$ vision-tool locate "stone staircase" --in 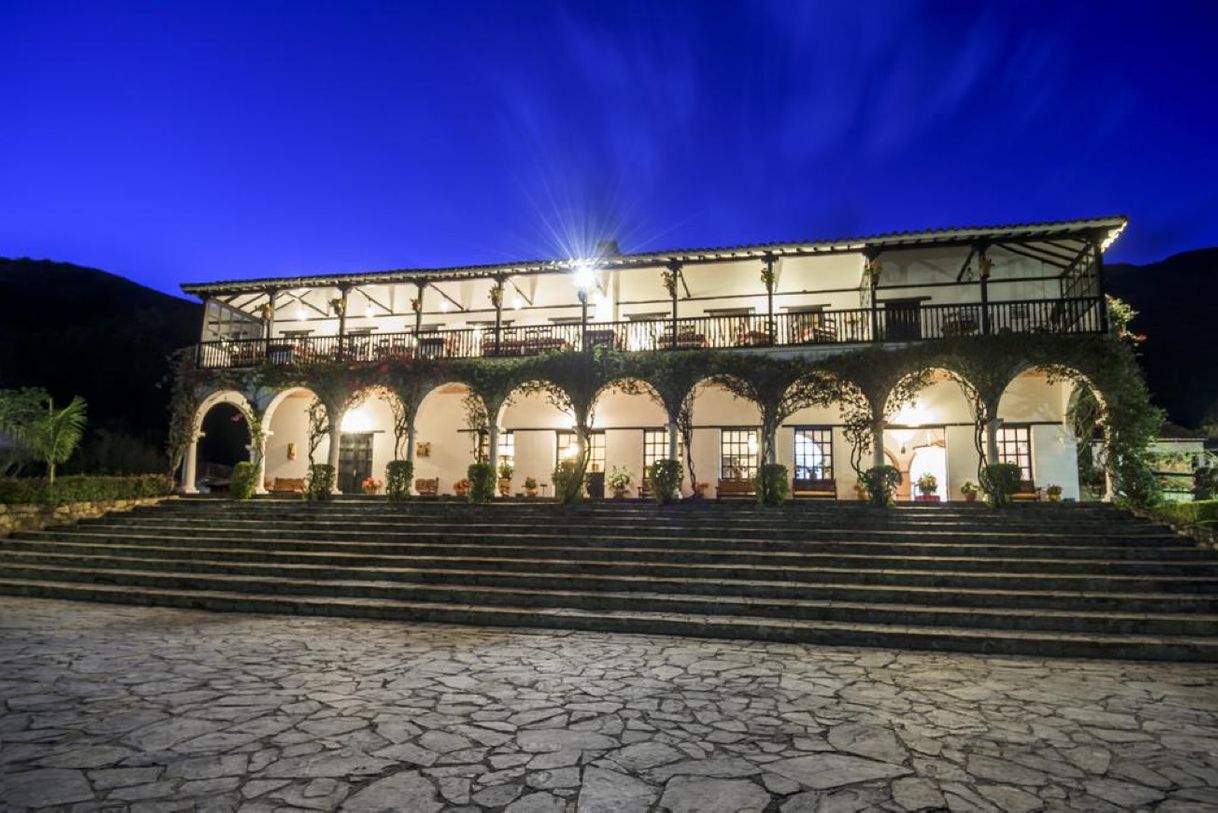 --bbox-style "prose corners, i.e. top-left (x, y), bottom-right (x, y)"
top-left (0, 497), bottom-right (1215, 661)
